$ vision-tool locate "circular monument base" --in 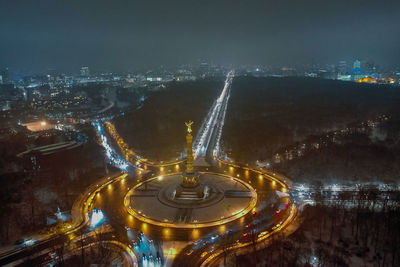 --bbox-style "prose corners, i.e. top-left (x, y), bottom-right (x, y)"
top-left (125, 172), bottom-right (257, 228)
